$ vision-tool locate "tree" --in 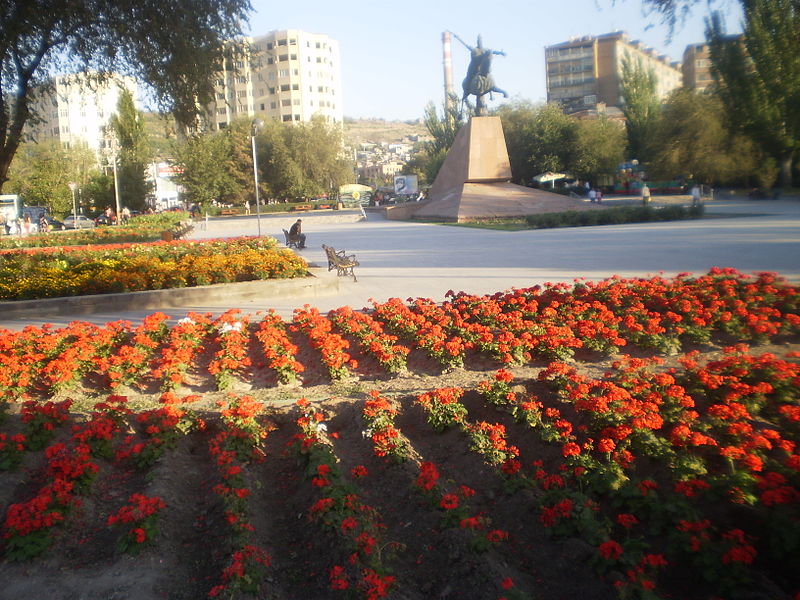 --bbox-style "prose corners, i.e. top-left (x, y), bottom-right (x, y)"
top-left (619, 56), bottom-right (661, 163)
top-left (259, 116), bottom-right (353, 200)
top-left (285, 116), bottom-right (353, 198)
top-left (648, 88), bottom-right (763, 185)
top-left (413, 94), bottom-right (469, 183)
top-left (109, 89), bottom-right (151, 211)
top-left (496, 101), bottom-right (579, 185)
top-left (172, 129), bottom-right (242, 206)
top-left (572, 116), bottom-right (626, 185)
top-left (0, 0), bottom-right (251, 191)
top-left (5, 140), bottom-right (98, 215)
top-left (707, 0), bottom-right (800, 187)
